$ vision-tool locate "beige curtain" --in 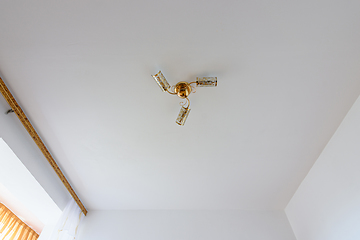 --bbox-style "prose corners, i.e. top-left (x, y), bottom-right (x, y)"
top-left (0, 203), bottom-right (39, 240)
